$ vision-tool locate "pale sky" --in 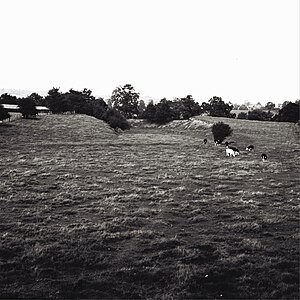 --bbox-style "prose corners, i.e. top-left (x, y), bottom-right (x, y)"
top-left (0, 0), bottom-right (299, 104)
